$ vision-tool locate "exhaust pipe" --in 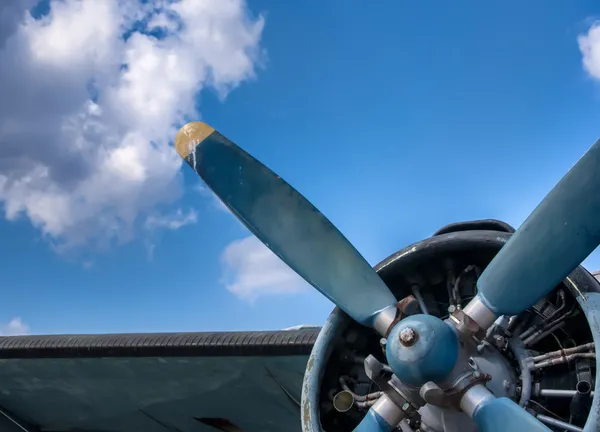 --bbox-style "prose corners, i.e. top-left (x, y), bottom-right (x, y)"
top-left (570, 360), bottom-right (593, 421)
